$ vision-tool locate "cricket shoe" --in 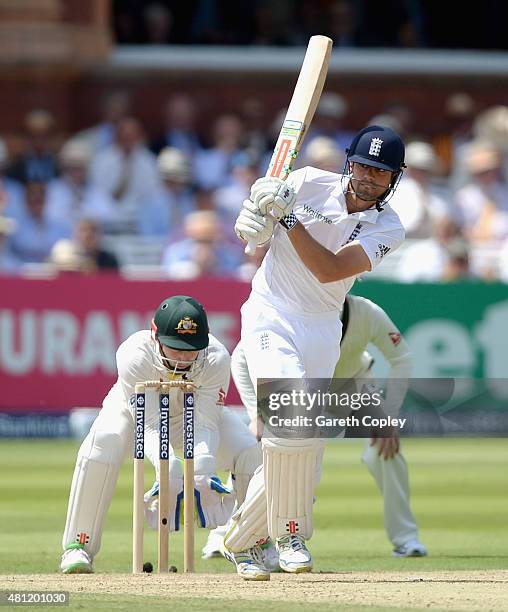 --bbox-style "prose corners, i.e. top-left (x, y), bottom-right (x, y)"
top-left (202, 528), bottom-right (226, 560)
top-left (276, 534), bottom-right (313, 573)
top-left (260, 539), bottom-right (281, 573)
top-left (222, 543), bottom-right (271, 581)
top-left (60, 544), bottom-right (93, 574)
top-left (392, 539), bottom-right (428, 558)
